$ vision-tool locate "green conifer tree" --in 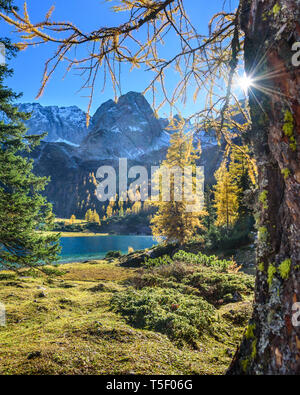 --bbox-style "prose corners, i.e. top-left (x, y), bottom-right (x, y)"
top-left (0, 4), bottom-right (60, 270)
top-left (229, 146), bottom-right (254, 217)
